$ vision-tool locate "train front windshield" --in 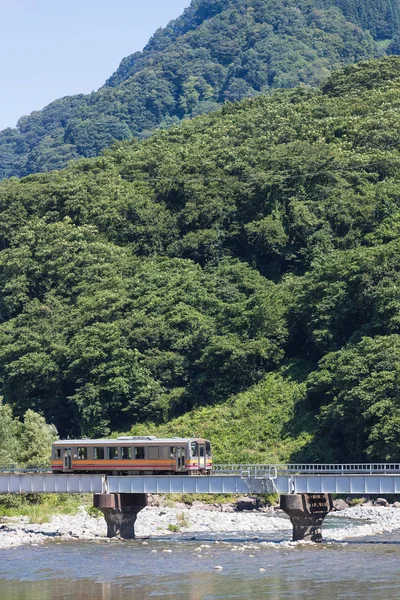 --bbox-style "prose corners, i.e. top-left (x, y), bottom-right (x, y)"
top-left (190, 441), bottom-right (211, 457)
